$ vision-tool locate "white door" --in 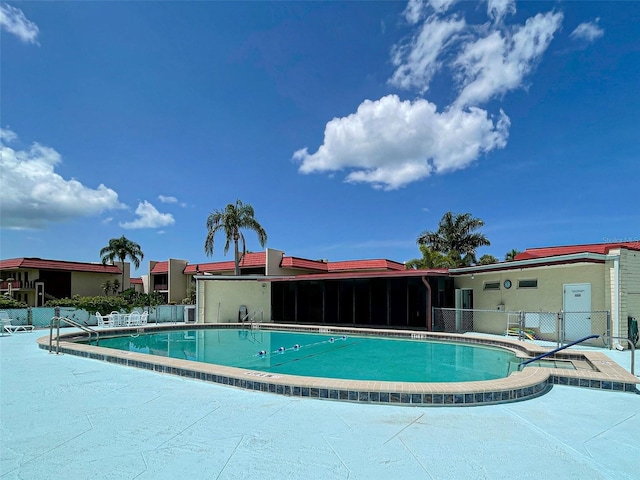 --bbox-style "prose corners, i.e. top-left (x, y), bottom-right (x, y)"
top-left (36, 282), bottom-right (45, 307)
top-left (454, 289), bottom-right (473, 332)
top-left (563, 283), bottom-right (591, 341)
